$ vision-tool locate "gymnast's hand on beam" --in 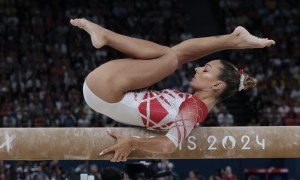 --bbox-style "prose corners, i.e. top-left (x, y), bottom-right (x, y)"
top-left (99, 129), bottom-right (135, 162)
